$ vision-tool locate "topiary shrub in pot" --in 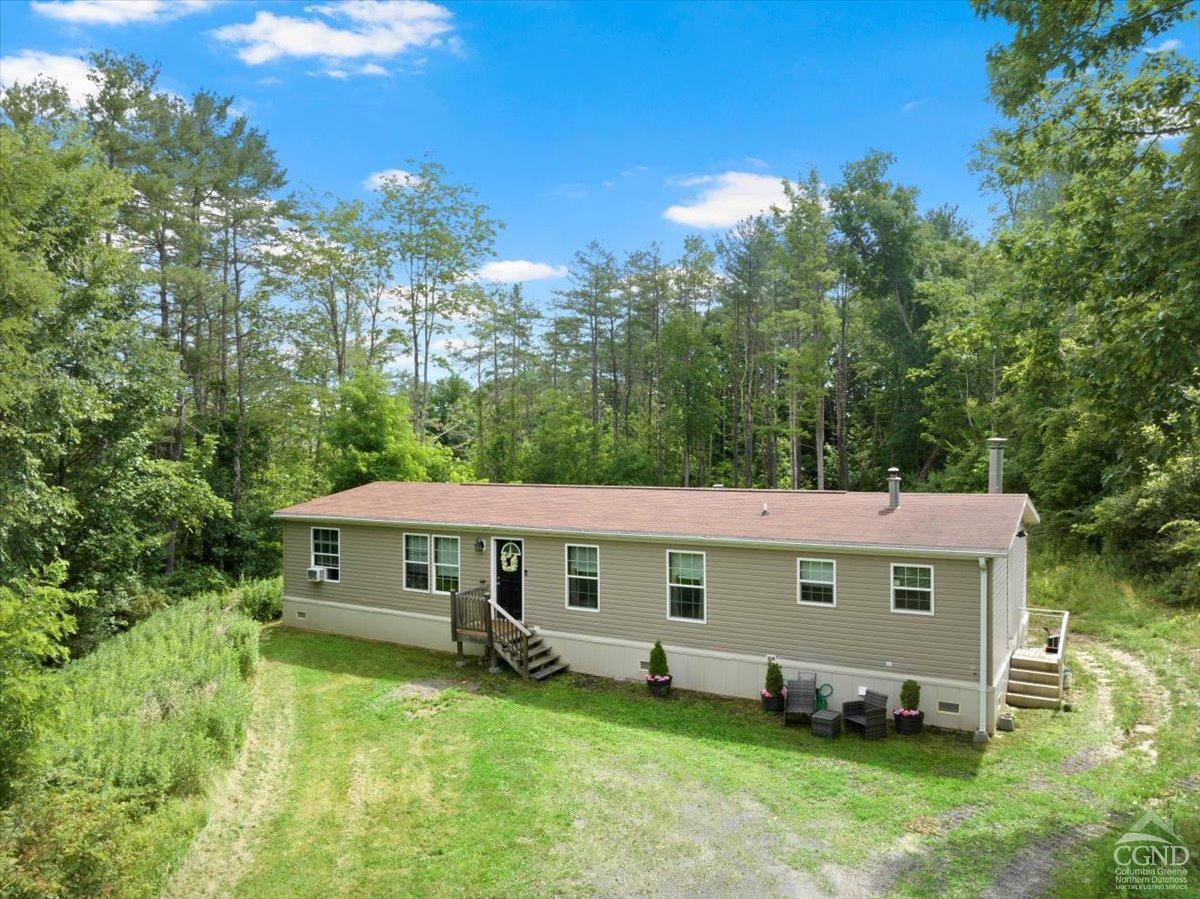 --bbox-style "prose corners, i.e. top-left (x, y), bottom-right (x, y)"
top-left (646, 640), bottom-right (671, 697)
top-left (894, 679), bottom-right (924, 734)
top-left (761, 660), bottom-right (785, 712)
